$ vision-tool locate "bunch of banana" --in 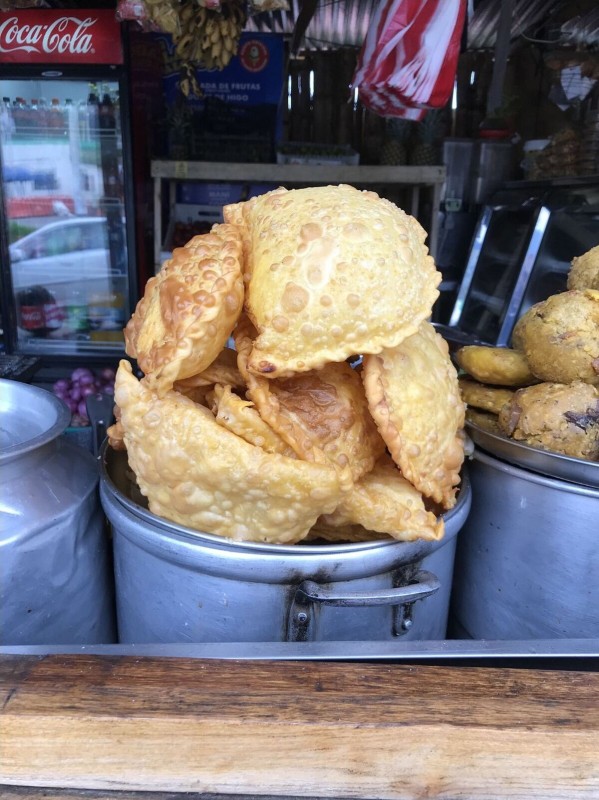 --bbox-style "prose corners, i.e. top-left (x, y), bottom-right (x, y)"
top-left (174, 0), bottom-right (248, 80)
top-left (143, 0), bottom-right (182, 38)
